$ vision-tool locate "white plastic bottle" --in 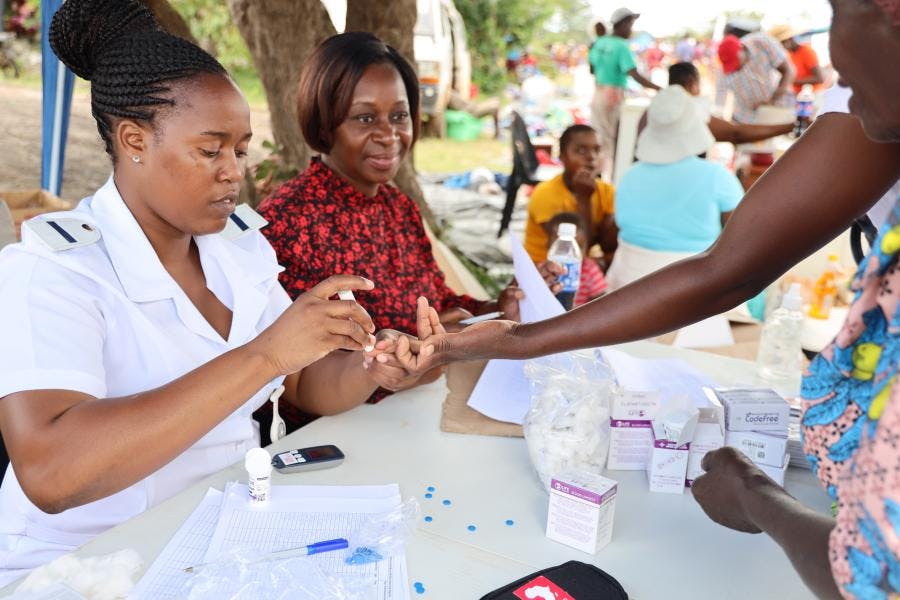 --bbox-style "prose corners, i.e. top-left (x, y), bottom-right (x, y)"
top-left (245, 447), bottom-right (272, 504)
top-left (548, 222), bottom-right (582, 310)
top-left (756, 283), bottom-right (804, 391)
